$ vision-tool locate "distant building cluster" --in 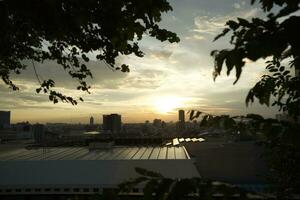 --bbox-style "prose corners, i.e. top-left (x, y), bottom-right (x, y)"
top-left (0, 109), bottom-right (204, 144)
